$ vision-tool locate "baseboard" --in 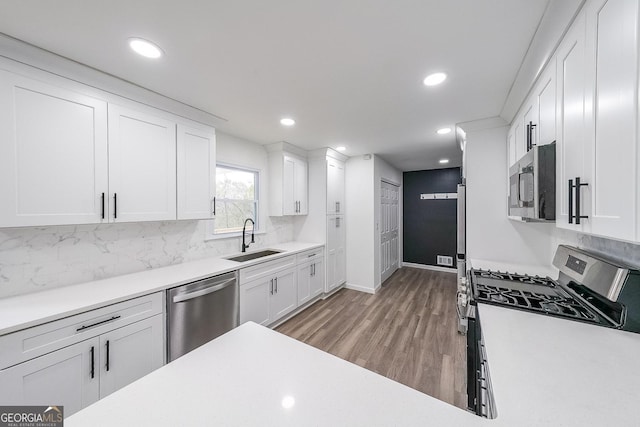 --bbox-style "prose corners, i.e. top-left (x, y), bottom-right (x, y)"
top-left (402, 262), bottom-right (457, 274)
top-left (345, 283), bottom-right (376, 295)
